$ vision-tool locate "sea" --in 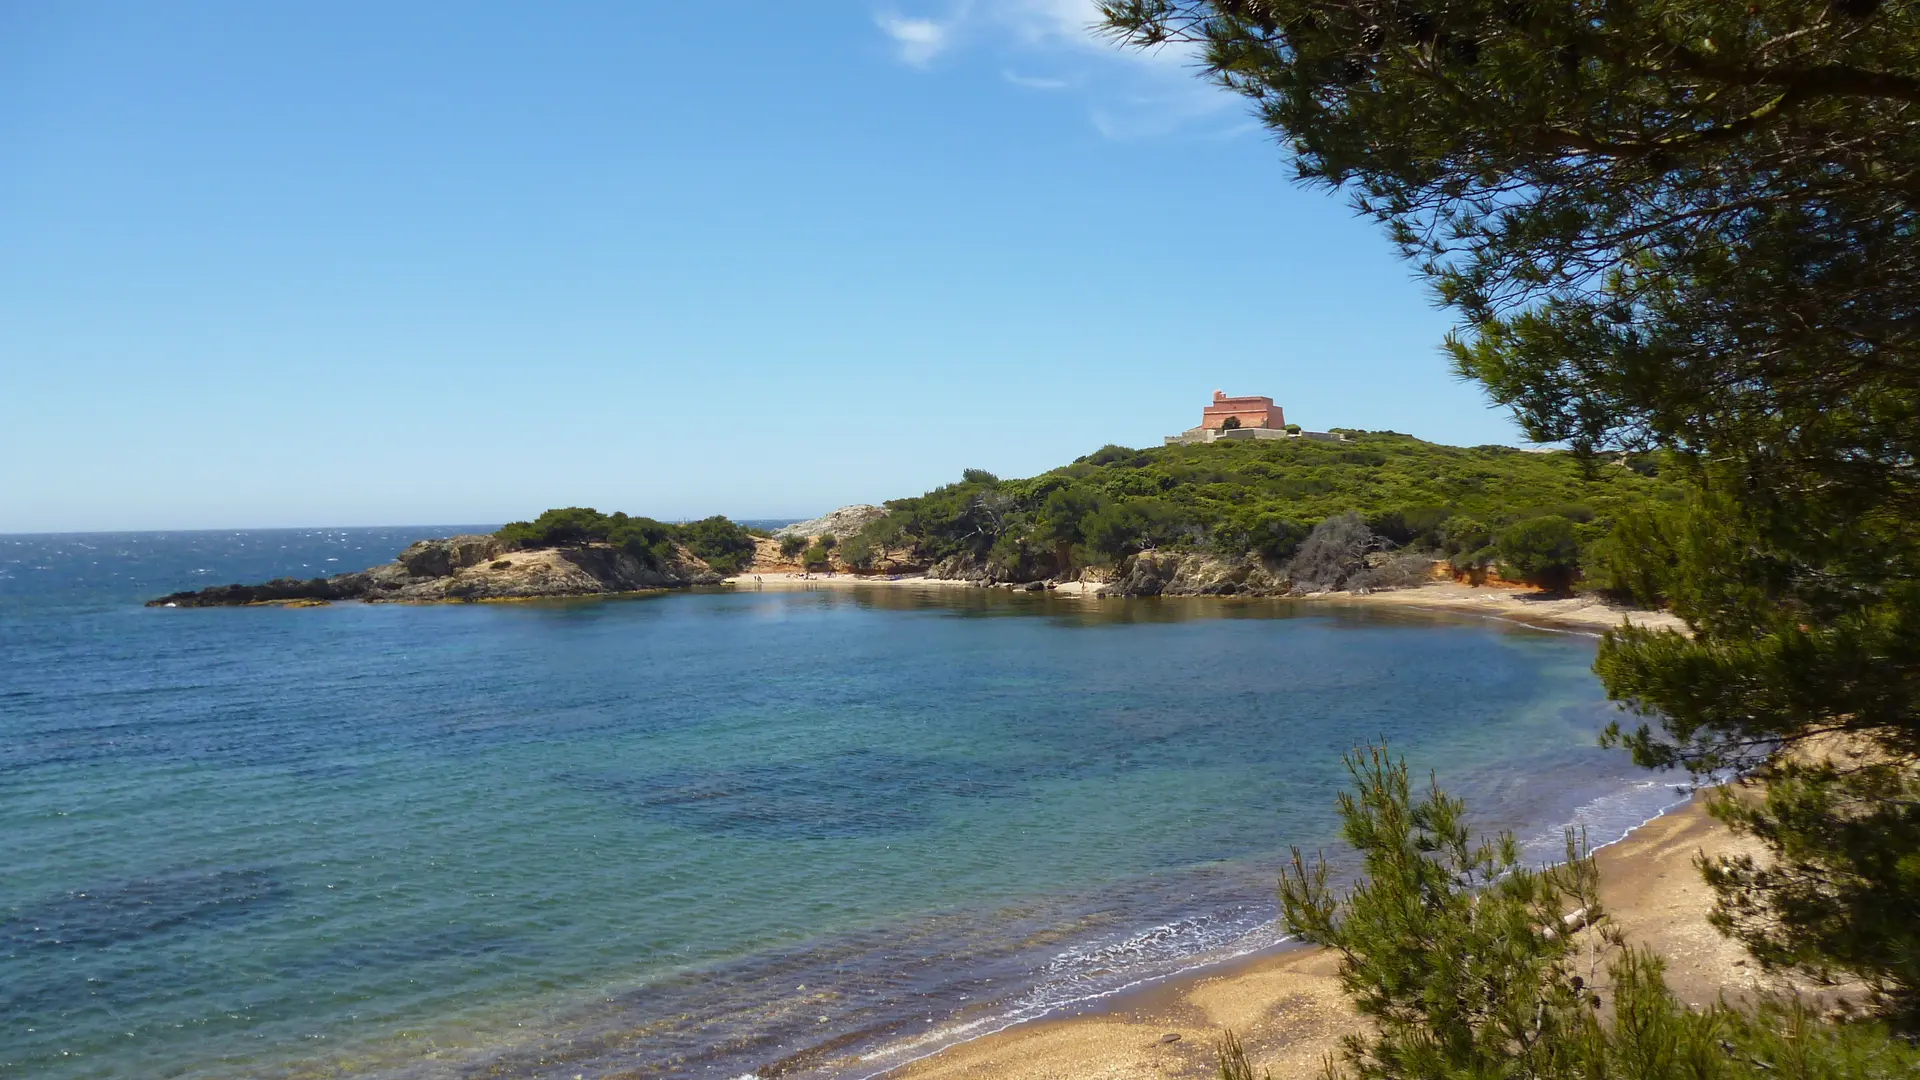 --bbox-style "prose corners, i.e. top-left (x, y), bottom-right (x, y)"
top-left (0, 527), bottom-right (1688, 1080)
